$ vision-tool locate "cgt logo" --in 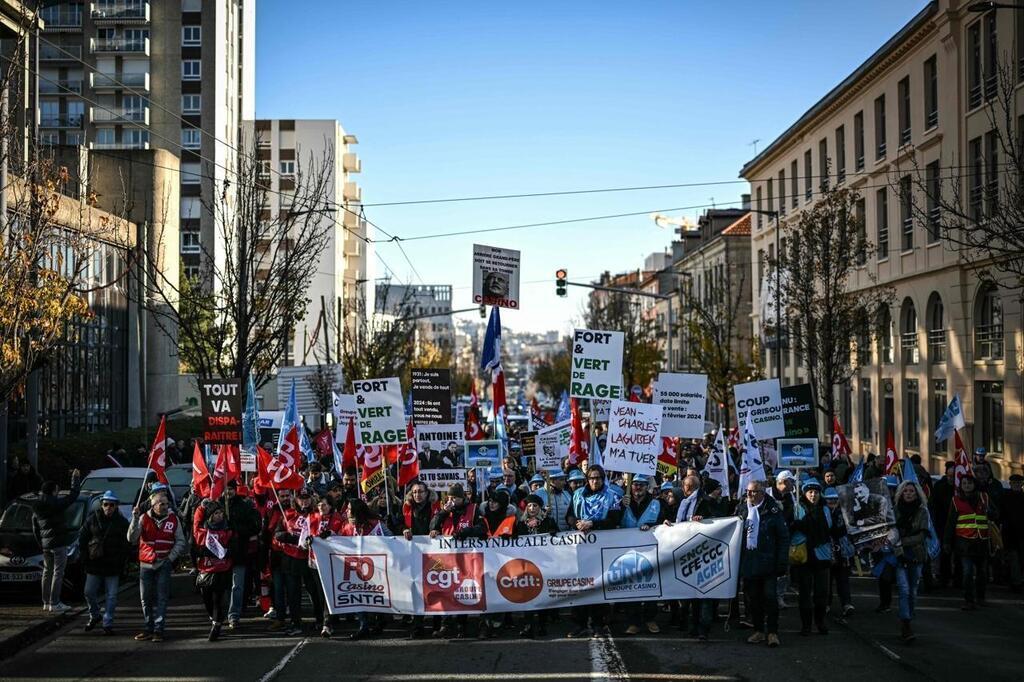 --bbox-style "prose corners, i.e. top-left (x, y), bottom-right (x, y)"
top-left (330, 553), bottom-right (391, 609)
top-left (422, 553), bottom-right (486, 613)
top-left (496, 559), bottom-right (543, 604)
top-left (601, 545), bottom-right (662, 601)
top-left (672, 534), bottom-right (730, 595)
